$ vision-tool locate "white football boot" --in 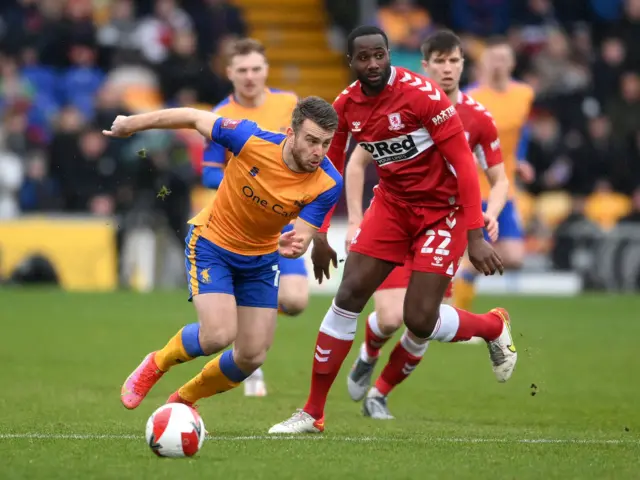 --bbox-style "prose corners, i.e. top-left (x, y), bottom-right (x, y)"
top-left (487, 308), bottom-right (517, 382)
top-left (268, 409), bottom-right (324, 434)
